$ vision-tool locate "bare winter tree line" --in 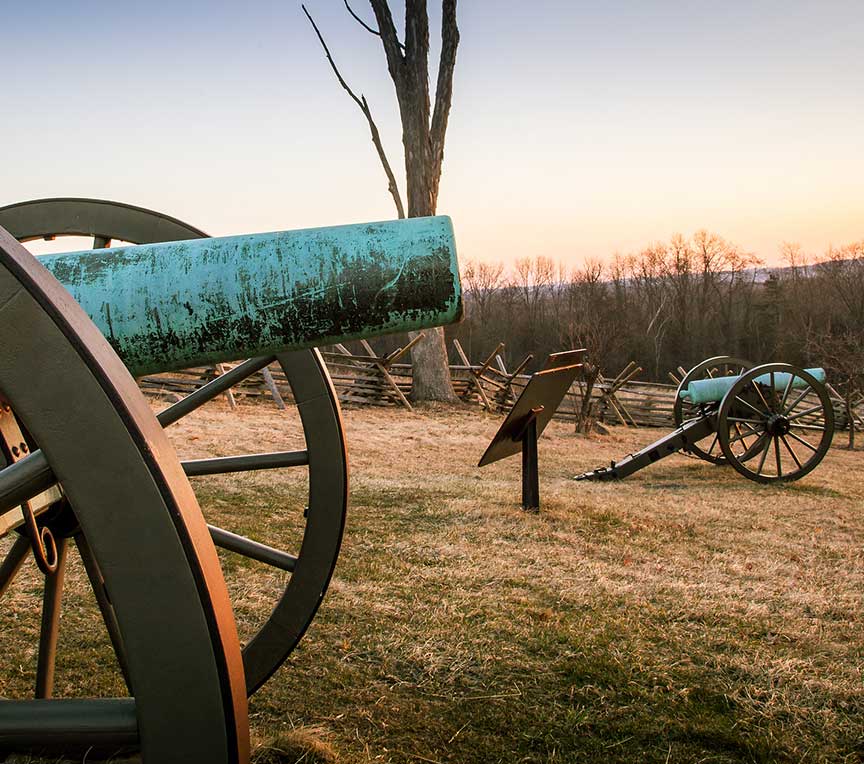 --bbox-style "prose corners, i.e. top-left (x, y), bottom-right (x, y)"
top-left (449, 231), bottom-right (864, 444)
